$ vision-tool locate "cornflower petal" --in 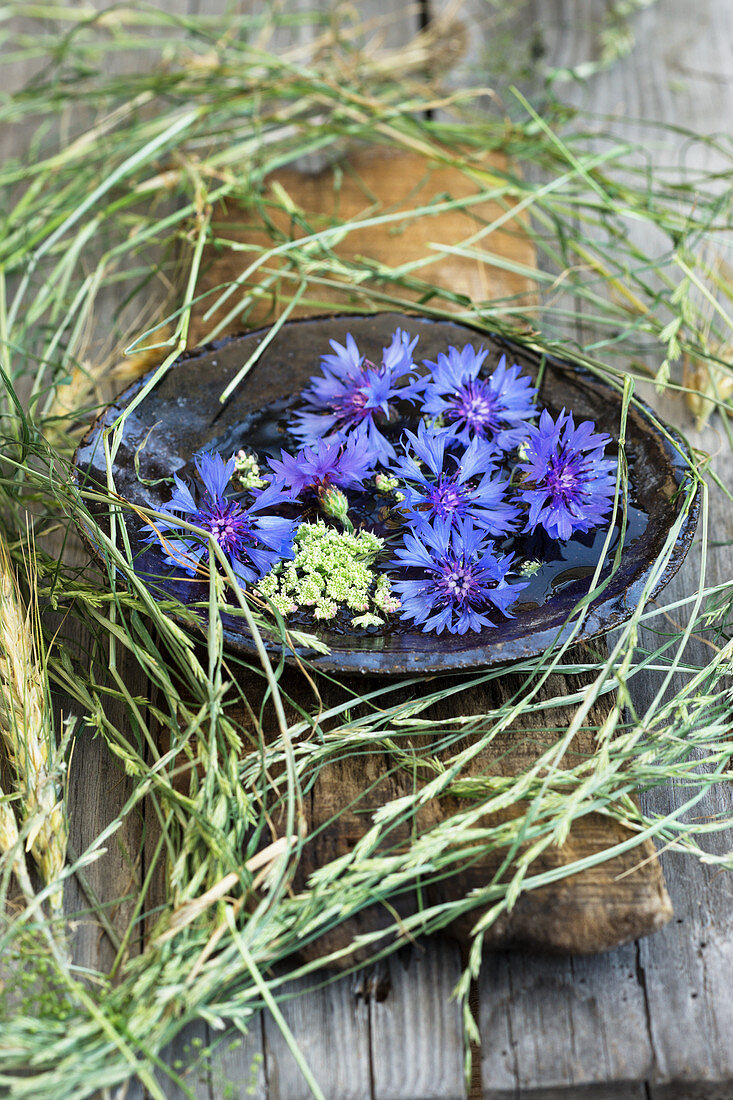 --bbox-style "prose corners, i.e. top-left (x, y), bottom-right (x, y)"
top-left (194, 451), bottom-right (236, 500)
top-left (382, 327), bottom-right (420, 378)
top-left (390, 516), bottom-right (527, 635)
top-left (401, 421), bottom-right (449, 478)
top-left (166, 474), bottom-right (198, 514)
top-left (420, 346), bottom-right (537, 450)
top-left (392, 422), bottom-right (518, 536)
top-left (321, 332), bottom-right (363, 377)
top-left (252, 514), bottom-right (298, 556)
top-left (517, 407), bottom-right (617, 540)
top-left (455, 435), bottom-right (500, 483)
